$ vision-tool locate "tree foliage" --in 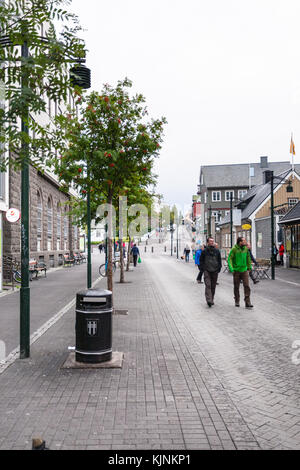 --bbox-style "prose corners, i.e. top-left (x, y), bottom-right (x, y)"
top-left (0, 0), bottom-right (85, 170)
